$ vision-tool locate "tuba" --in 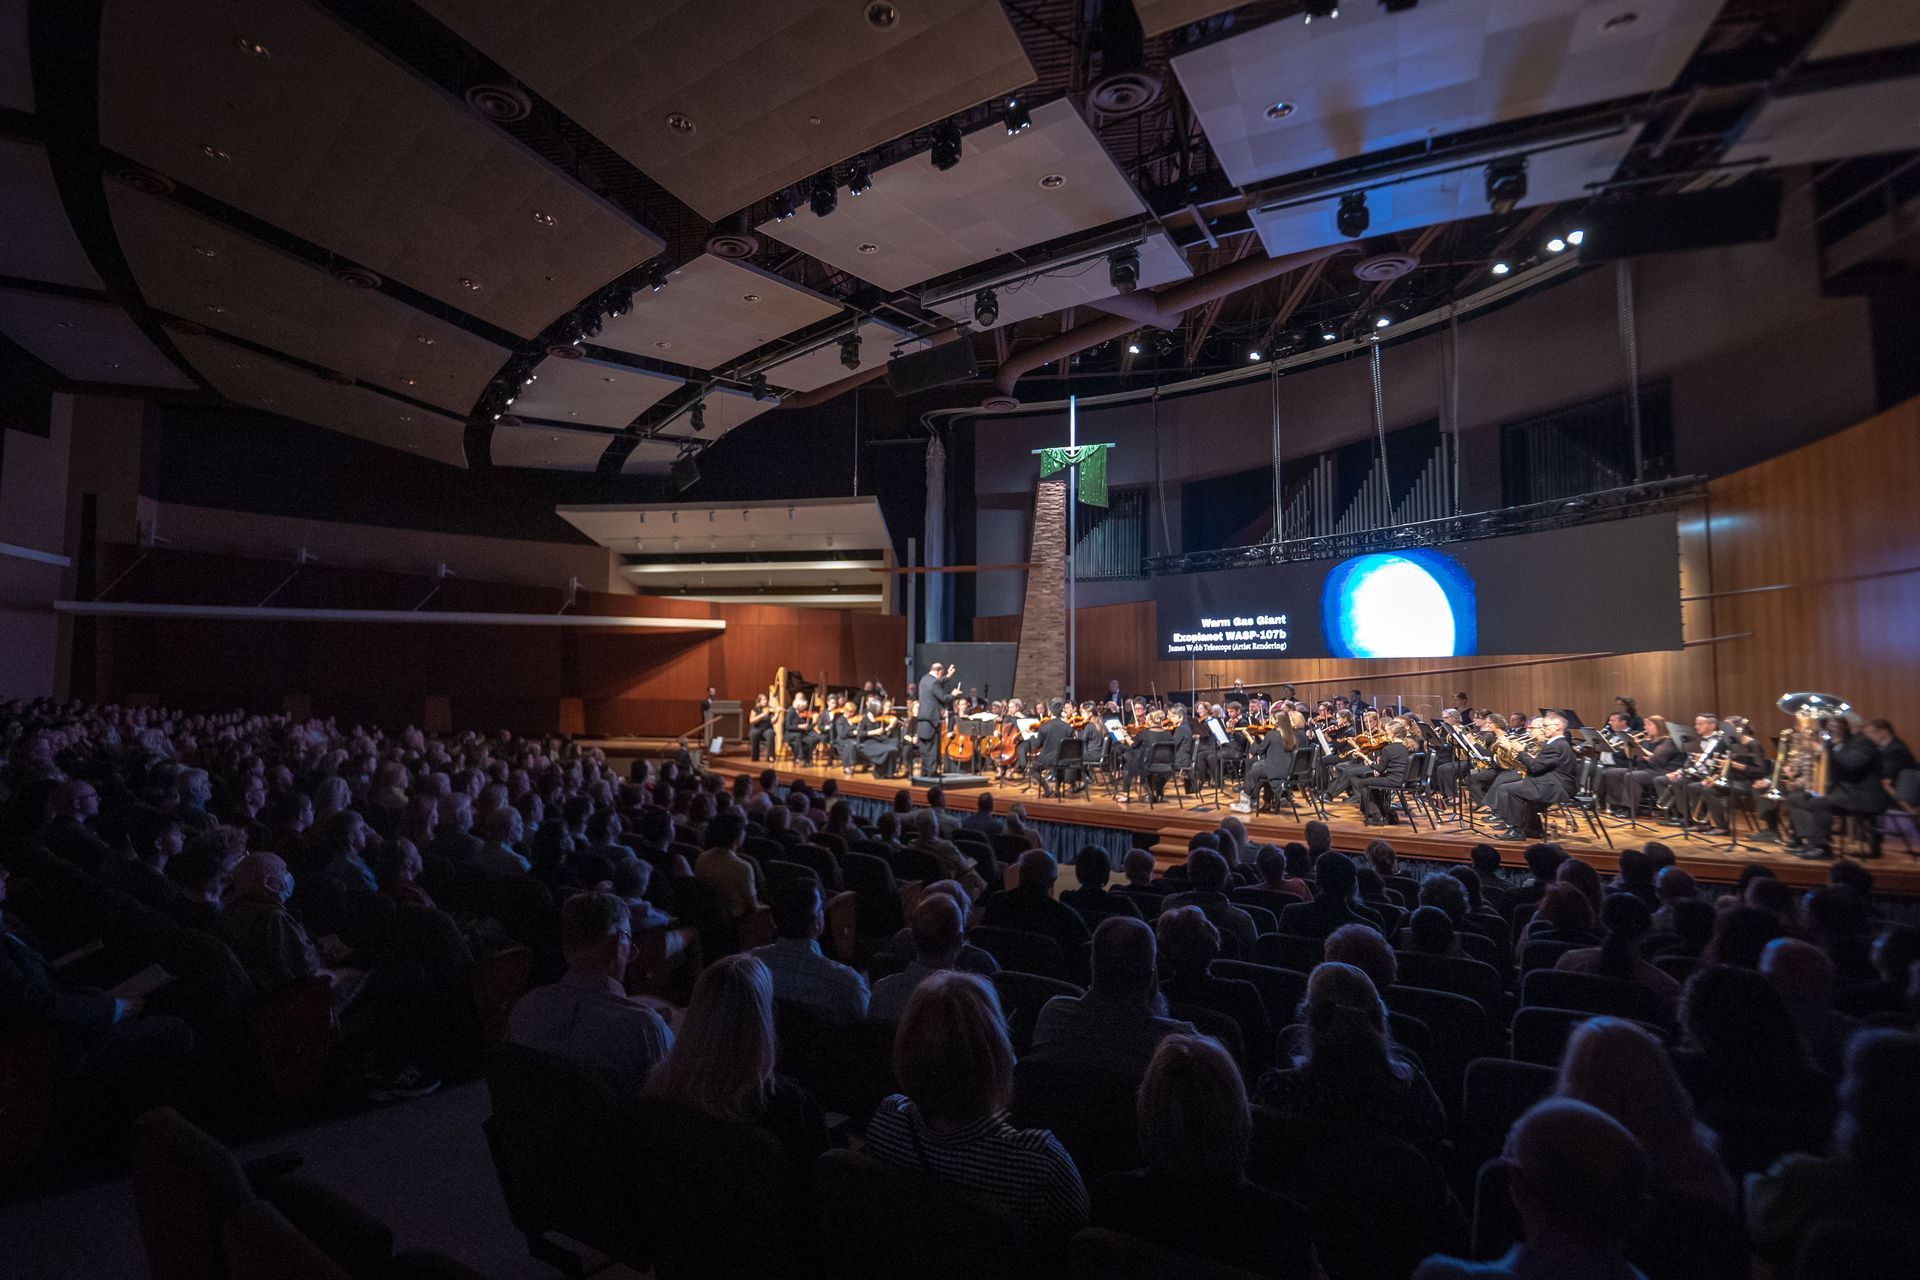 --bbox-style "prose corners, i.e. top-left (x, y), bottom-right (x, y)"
top-left (1775, 692), bottom-right (1847, 798)
top-left (1490, 729), bottom-right (1533, 771)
